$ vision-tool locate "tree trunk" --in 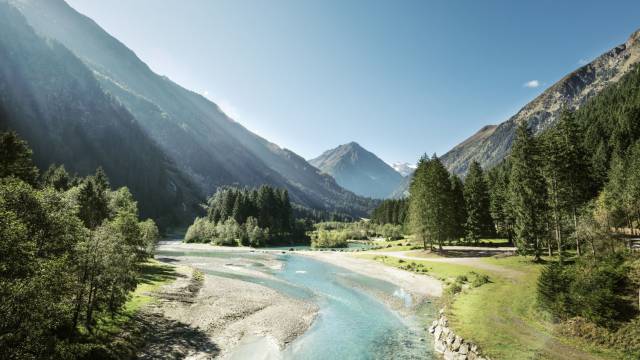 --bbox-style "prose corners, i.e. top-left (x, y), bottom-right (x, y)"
top-left (573, 209), bottom-right (580, 256)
